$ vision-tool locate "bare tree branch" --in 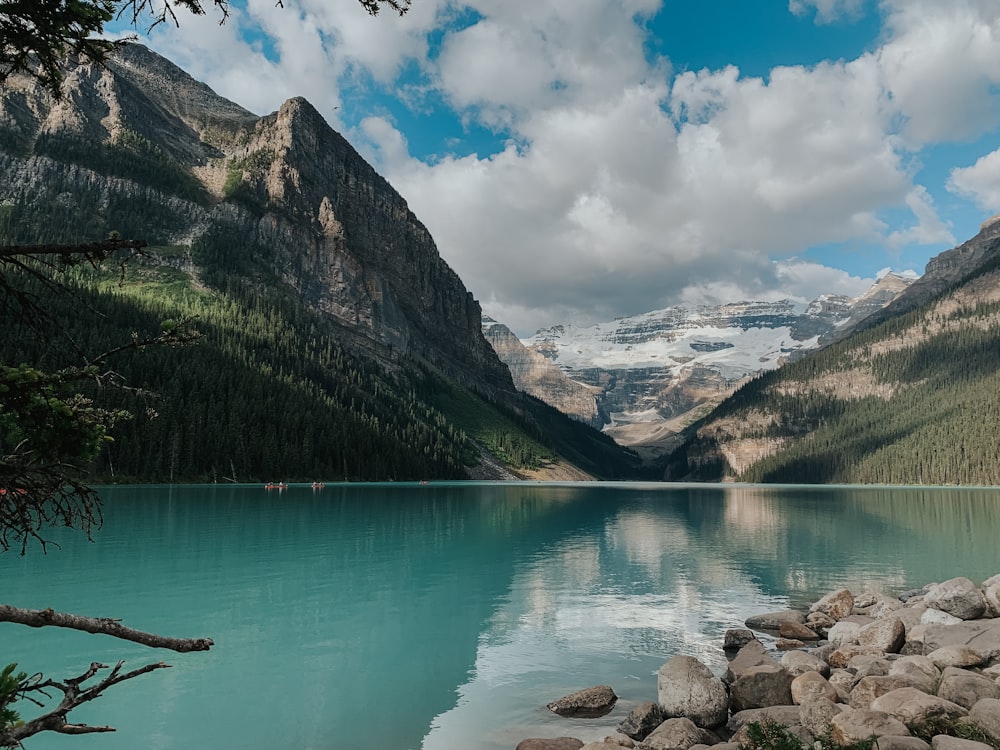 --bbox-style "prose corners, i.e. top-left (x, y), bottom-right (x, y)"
top-left (2, 661), bottom-right (170, 744)
top-left (0, 605), bottom-right (213, 652)
top-left (0, 240), bottom-right (148, 258)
